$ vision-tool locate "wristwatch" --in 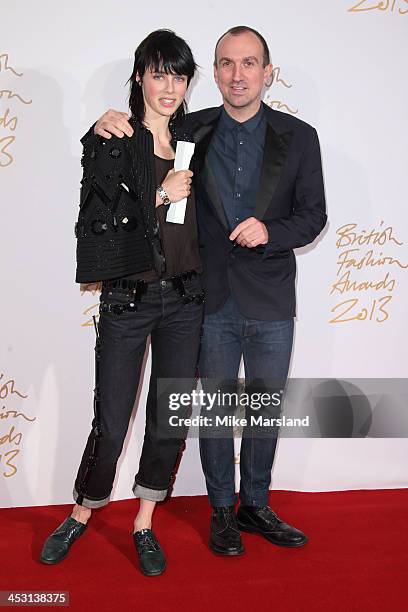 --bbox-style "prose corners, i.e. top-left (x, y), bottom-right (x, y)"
top-left (156, 184), bottom-right (171, 206)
